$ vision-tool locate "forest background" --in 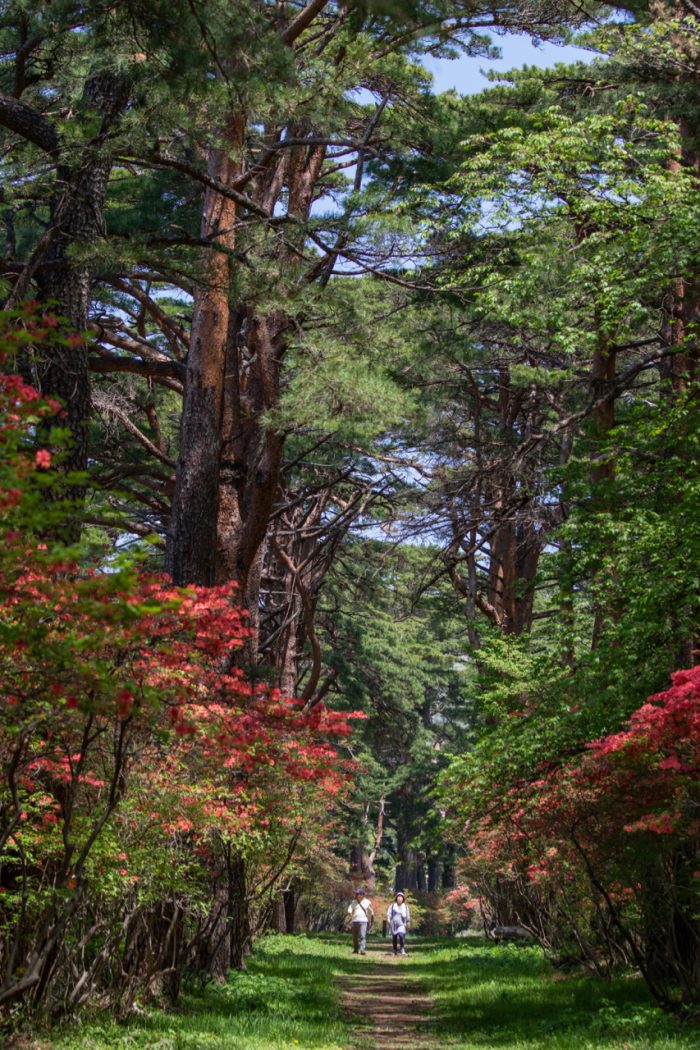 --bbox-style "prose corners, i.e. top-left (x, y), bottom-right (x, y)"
top-left (0, 0), bottom-right (698, 1032)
